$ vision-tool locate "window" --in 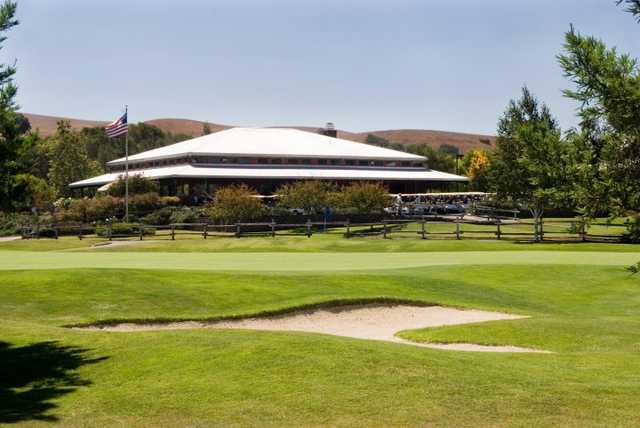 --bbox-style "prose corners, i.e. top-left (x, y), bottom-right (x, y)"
top-left (258, 158), bottom-right (269, 164)
top-left (318, 159), bottom-right (327, 165)
top-left (373, 160), bottom-right (383, 167)
top-left (271, 158), bottom-right (282, 164)
top-left (401, 161), bottom-right (410, 167)
top-left (301, 159), bottom-right (311, 165)
top-left (287, 159), bottom-right (299, 165)
top-left (330, 159), bottom-right (341, 166)
top-left (358, 160), bottom-right (369, 166)
top-left (345, 159), bottom-right (355, 166)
